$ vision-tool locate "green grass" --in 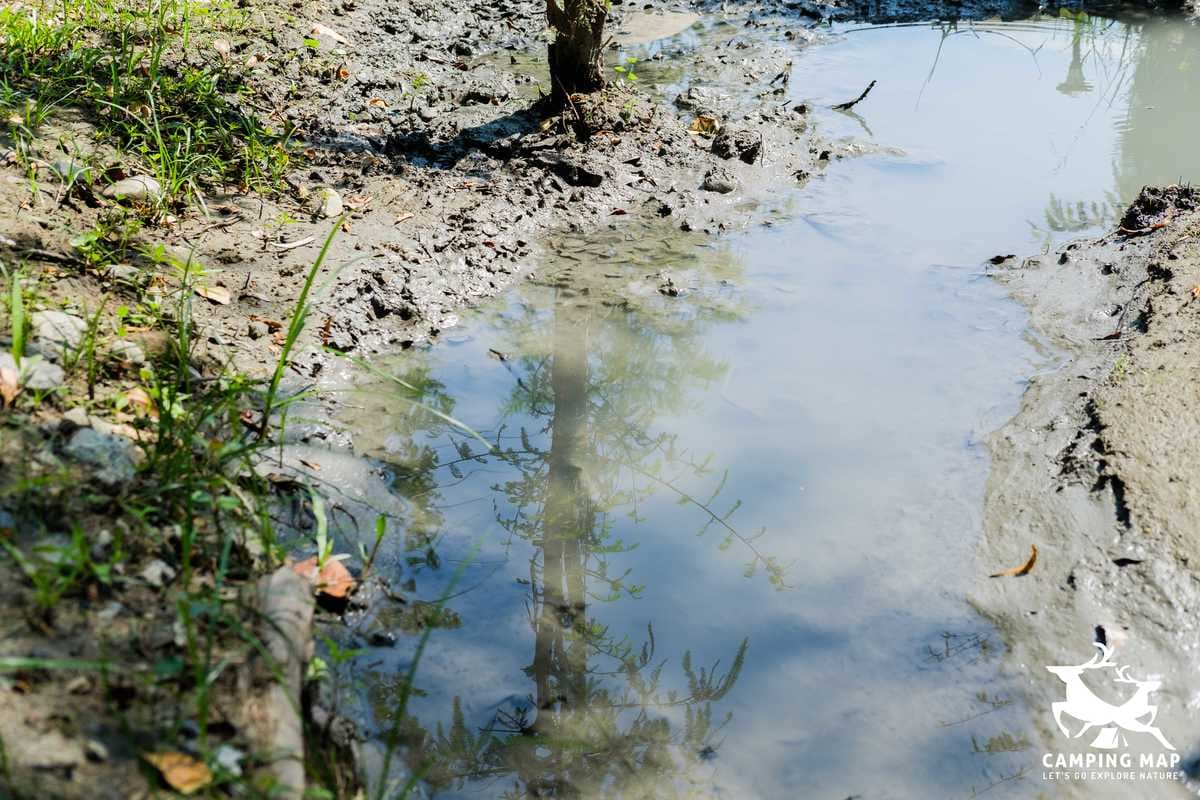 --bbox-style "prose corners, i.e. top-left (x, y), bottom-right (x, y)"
top-left (0, 0), bottom-right (292, 207)
top-left (6, 268), bottom-right (26, 366)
